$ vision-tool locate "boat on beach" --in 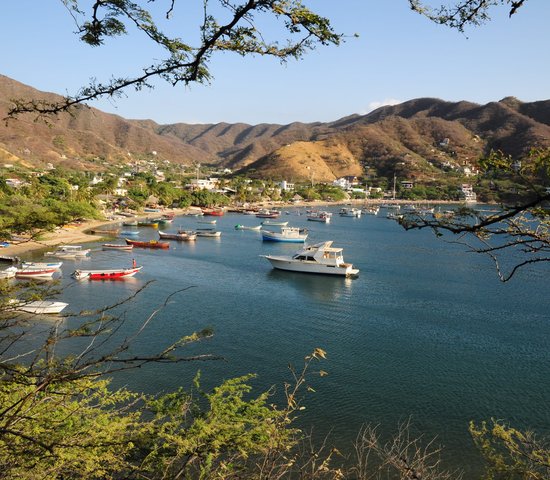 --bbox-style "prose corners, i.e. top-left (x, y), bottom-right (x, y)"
top-left (261, 241), bottom-right (359, 276)
top-left (159, 230), bottom-right (197, 241)
top-left (45, 245), bottom-right (91, 258)
top-left (261, 226), bottom-right (308, 243)
top-left (73, 266), bottom-right (142, 280)
top-left (10, 300), bottom-right (69, 314)
top-left (124, 239), bottom-right (170, 249)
